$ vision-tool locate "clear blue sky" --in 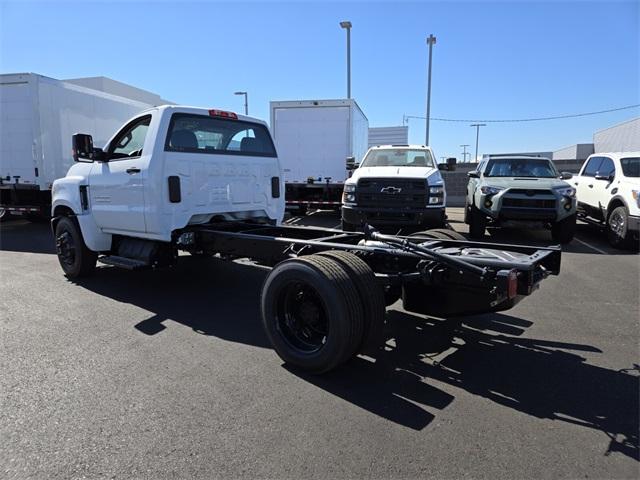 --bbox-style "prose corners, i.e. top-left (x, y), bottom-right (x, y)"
top-left (1, 0), bottom-right (638, 161)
